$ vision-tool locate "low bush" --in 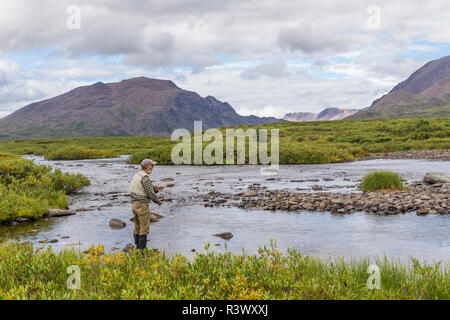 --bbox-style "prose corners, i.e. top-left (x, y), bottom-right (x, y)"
top-left (361, 170), bottom-right (406, 192)
top-left (0, 242), bottom-right (447, 299)
top-left (0, 117), bottom-right (448, 164)
top-left (0, 158), bottom-right (90, 222)
top-left (127, 145), bottom-right (174, 165)
top-left (44, 148), bottom-right (116, 160)
top-left (0, 153), bottom-right (18, 160)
